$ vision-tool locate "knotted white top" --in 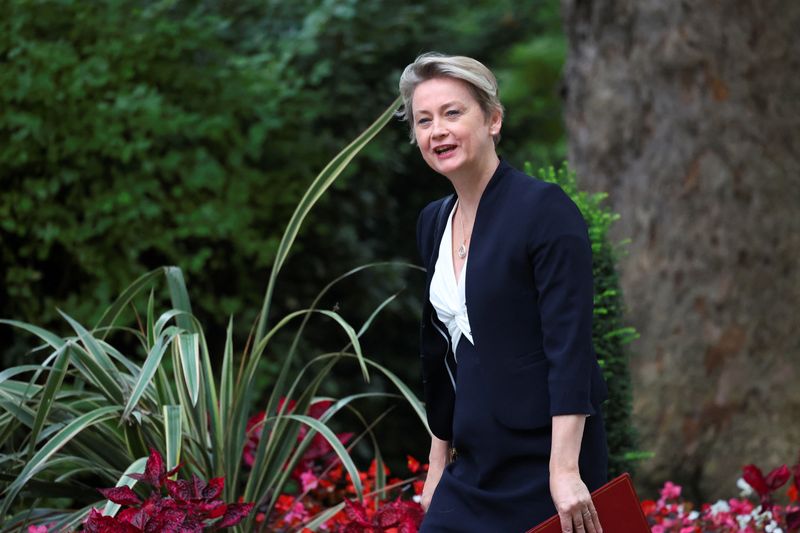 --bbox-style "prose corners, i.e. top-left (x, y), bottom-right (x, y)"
top-left (429, 200), bottom-right (474, 352)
